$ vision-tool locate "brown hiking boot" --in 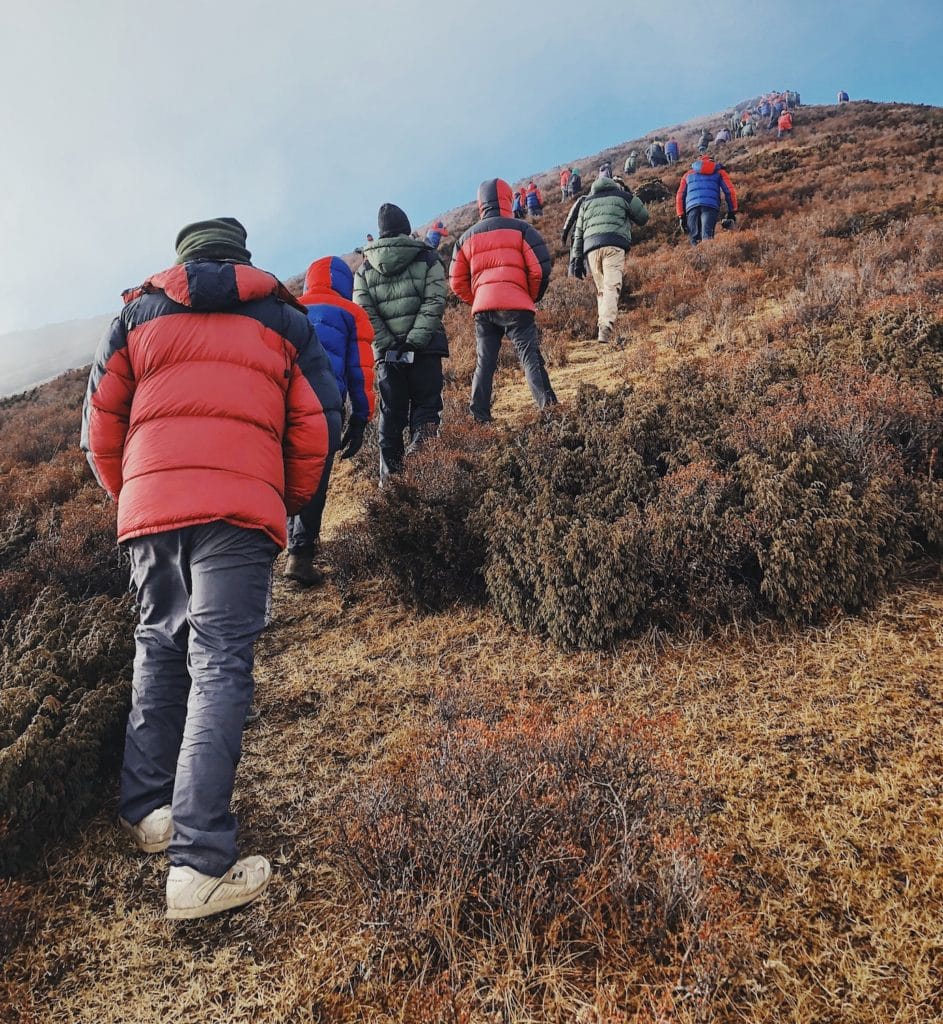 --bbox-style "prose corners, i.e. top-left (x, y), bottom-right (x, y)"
top-left (283, 552), bottom-right (325, 587)
top-left (598, 324), bottom-right (613, 344)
